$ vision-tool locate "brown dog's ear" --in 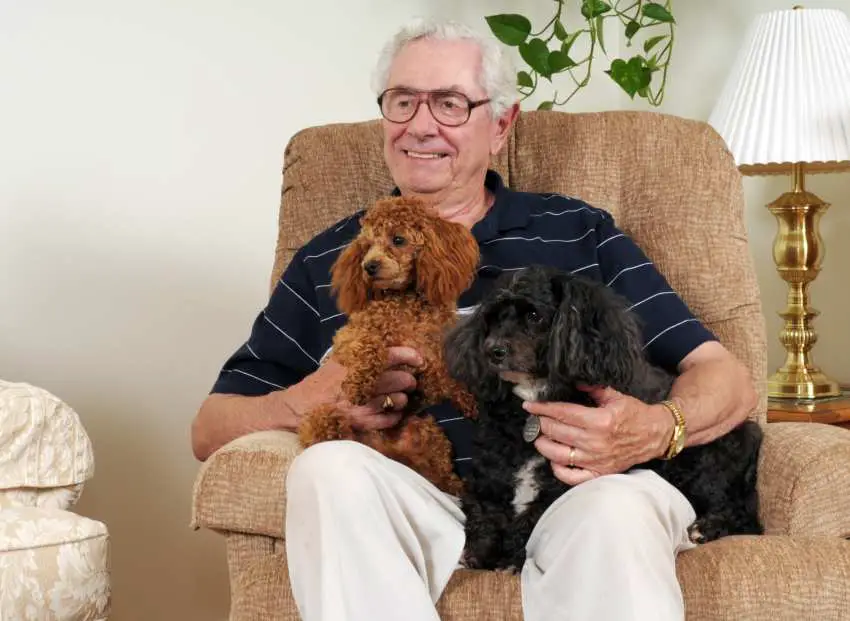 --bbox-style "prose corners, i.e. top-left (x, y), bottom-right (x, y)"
top-left (416, 217), bottom-right (480, 306)
top-left (330, 237), bottom-right (370, 315)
